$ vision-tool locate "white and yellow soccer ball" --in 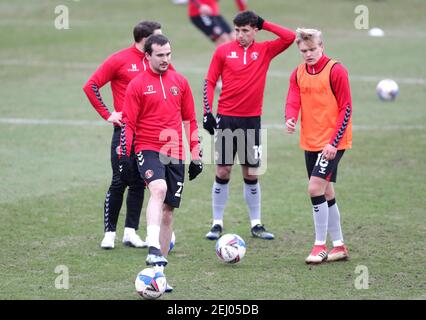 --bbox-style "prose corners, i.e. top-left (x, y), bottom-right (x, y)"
top-left (376, 79), bottom-right (399, 101)
top-left (215, 234), bottom-right (246, 264)
top-left (135, 267), bottom-right (167, 300)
